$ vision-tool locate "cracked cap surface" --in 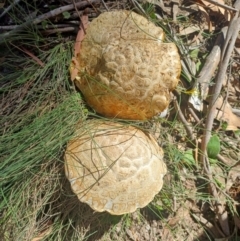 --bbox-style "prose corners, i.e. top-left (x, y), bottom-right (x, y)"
top-left (64, 120), bottom-right (167, 215)
top-left (72, 10), bottom-right (181, 120)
